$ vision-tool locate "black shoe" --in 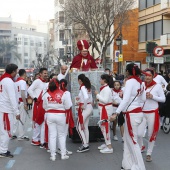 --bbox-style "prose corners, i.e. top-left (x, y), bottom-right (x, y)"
top-left (11, 135), bottom-right (17, 139)
top-left (0, 151), bottom-right (14, 158)
top-left (121, 167), bottom-right (124, 170)
top-left (77, 145), bottom-right (89, 153)
top-left (161, 126), bottom-right (163, 130)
